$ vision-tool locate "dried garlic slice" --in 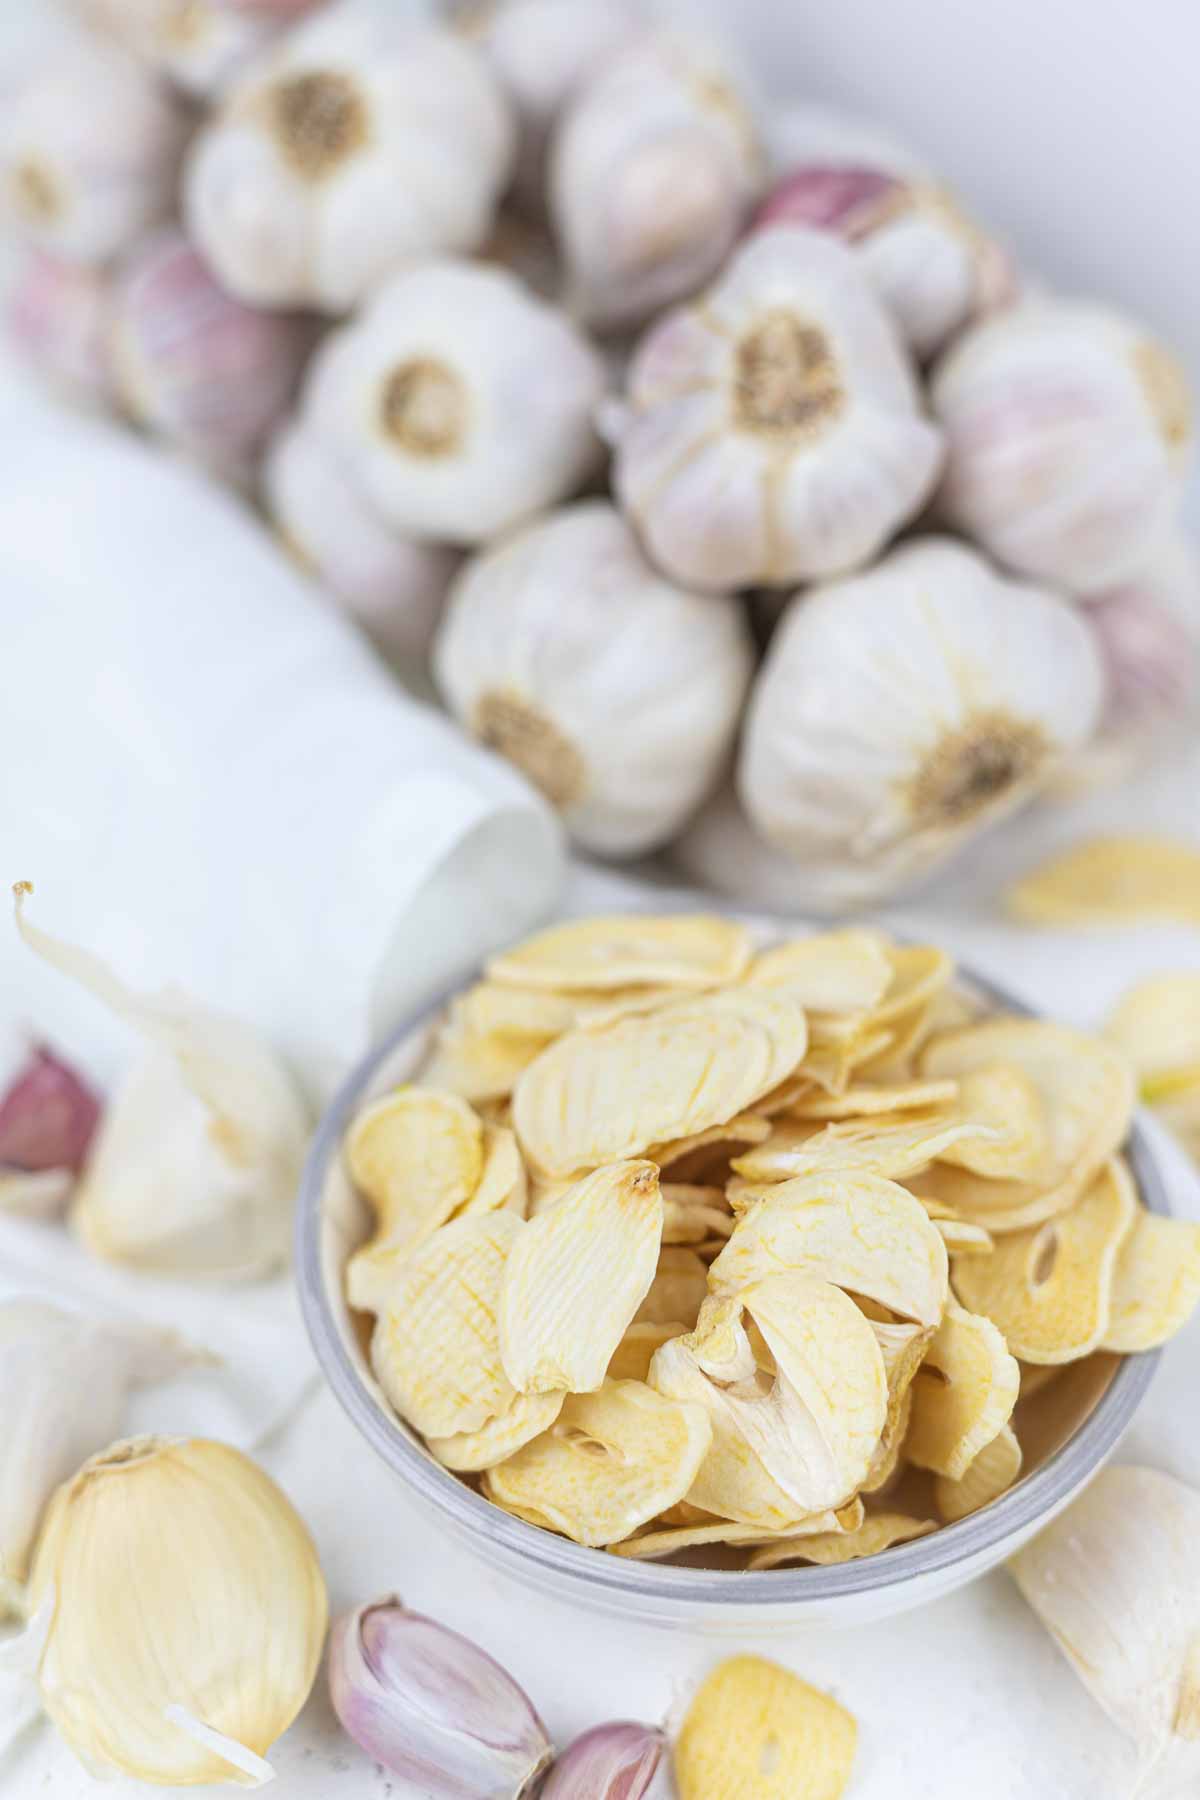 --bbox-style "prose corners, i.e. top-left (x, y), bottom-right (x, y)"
top-left (427, 1389), bottom-right (566, 1473)
top-left (607, 1507), bottom-right (859, 1562)
top-left (732, 1115), bottom-right (994, 1185)
top-left (674, 1656), bottom-right (857, 1800)
top-left (456, 981), bottom-right (576, 1042)
top-left (1105, 974), bottom-right (1200, 1093)
top-left (453, 1123), bottom-right (527, 1220)
top-left (420, 1019), bottom-right (543, 1104)
top-left (710, 1173), bottom-right (949, 1329)
top-left (747, 1512), bottom-right (936, 1570)
top-left (486, 915), bottom-right (751, 991)
top-left (952, 1159), bottom-right (1136, 1364)
top-left (937, 1065), bottom-right (1049, 1183)
top-left (650, 1113), bottom-right (772, 1170)
top-left (499, 1161), bottom-right (662, 1395)
top-left (370, 1212), bottom-right (520, 1440)
top-left (791, 1079), bottom-right (959, 1120)
top-left (905, 1300), bottom-right (1020, 1481)
top-left (746, 930), bottom-right (893, 1013)
top-left (1007, 836), bottom-right (1200, 928)
top-left (795, 1029), bottom-right (896, 1098)
top-left (606, 1321), bottom-right (681, 1383)
top-left (483, 1379), bottom-right (712, 1547)
top-left (1099, 1208), bottom-right (1200, 1353)
top-left (872, 944), bottom-right (955, 1028)
top-left (635, 1248), bottom-right (709, 1328)
top-left (934, 1422), bottom-right (1023, 1524)
top-left (934, 1218), bottom-right (995, 1256)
